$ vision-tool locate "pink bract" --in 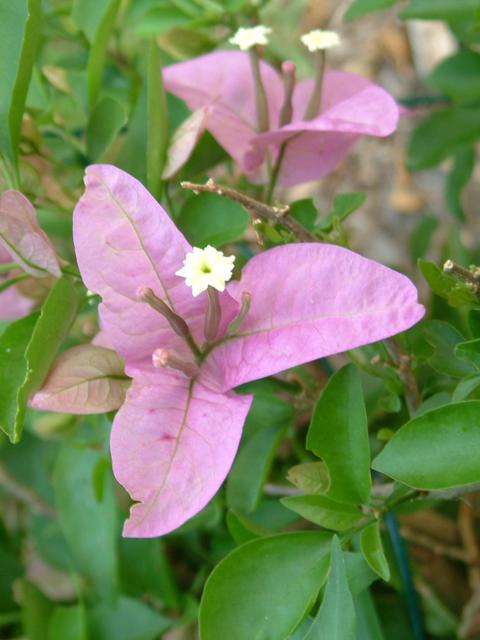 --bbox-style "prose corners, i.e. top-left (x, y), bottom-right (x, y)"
top-left (66, 164), bottom-right (423, 537)
top-left (163, 51), bottom-right (400, 186)
top-left (0, 245), bottom-right (33, 321)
